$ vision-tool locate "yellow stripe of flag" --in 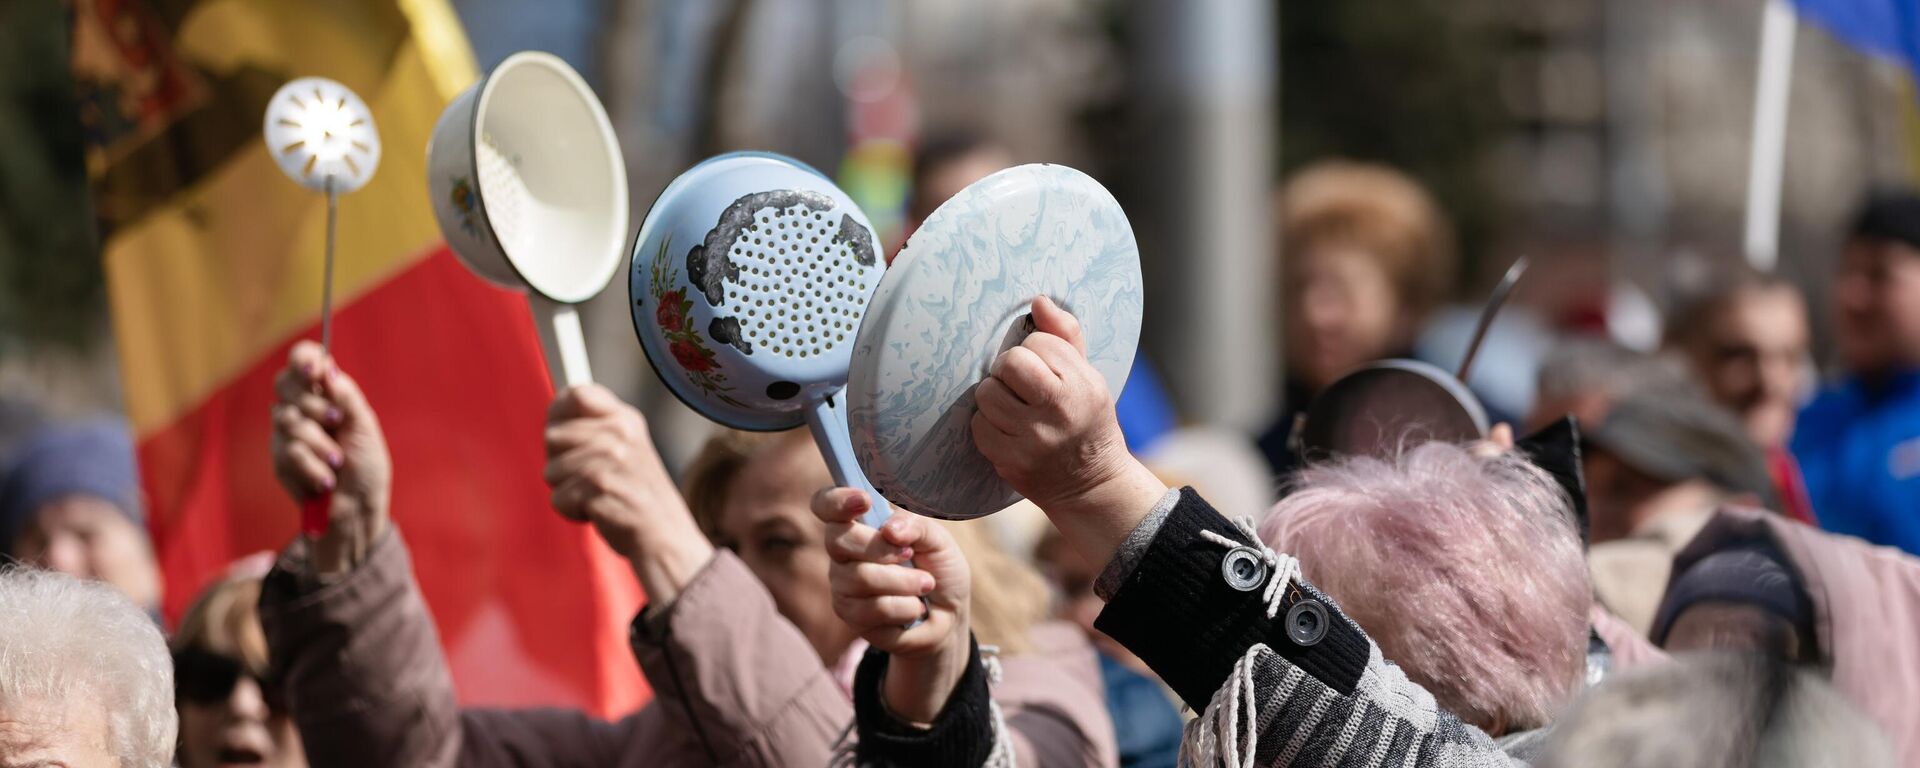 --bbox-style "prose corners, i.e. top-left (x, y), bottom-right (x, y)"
top-left (105, 1), bottom-right (478, 436)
